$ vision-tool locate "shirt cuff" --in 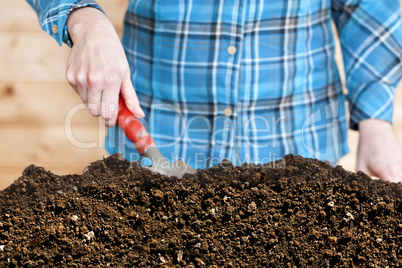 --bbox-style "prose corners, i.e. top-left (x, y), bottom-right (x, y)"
top-left (348, 82), bottom-right (395, 130)
top-left (40, 0), bottom-right (104, 47)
